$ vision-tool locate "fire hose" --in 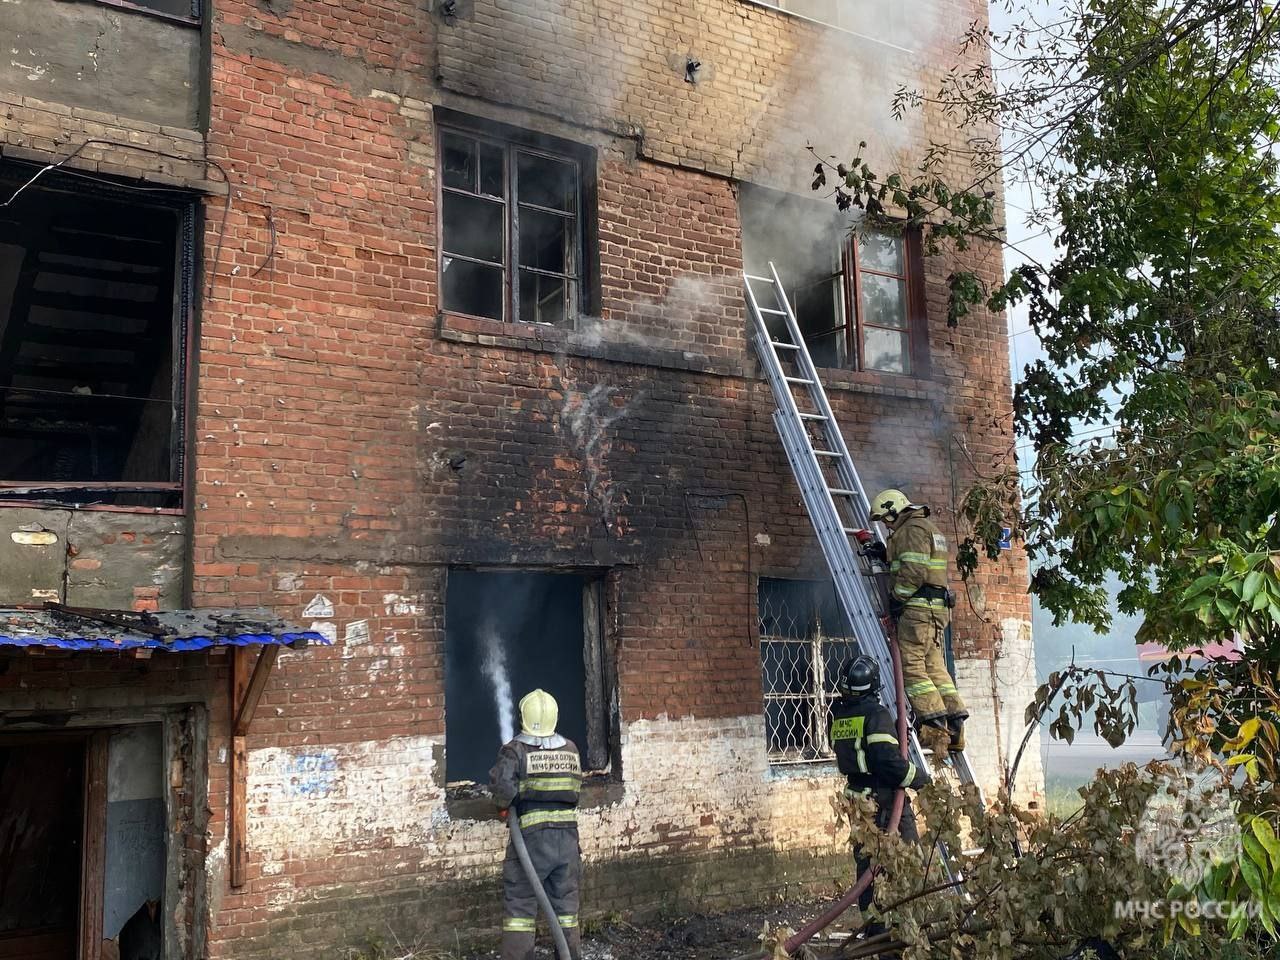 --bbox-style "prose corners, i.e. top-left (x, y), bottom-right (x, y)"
top-left (506, 811), bottom-right (573, 960)
top-left (728, 626), bottom-right (912, 960)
